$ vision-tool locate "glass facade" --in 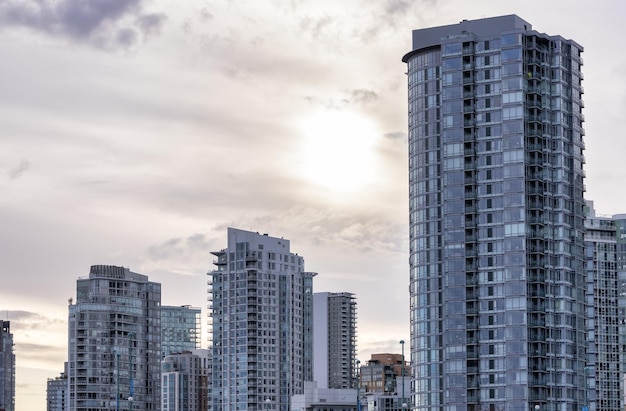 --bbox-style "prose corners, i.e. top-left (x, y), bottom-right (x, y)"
top-left (0, 321), bottom-right (15, 411)
top-left (161, 305), bottom-right (201, 358)
top-left (209, 228), bottom-right (315, 411)
top-left (403, 15), bottom-right (587, 411)
top-left (583, 203), bottom-right (624, 411)
top-left (46, 372), bottom-right (68, 411)
top-left (161, 350), bottom-right (210, 411)
top-left (67, 265), bottom-right (162, 411)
